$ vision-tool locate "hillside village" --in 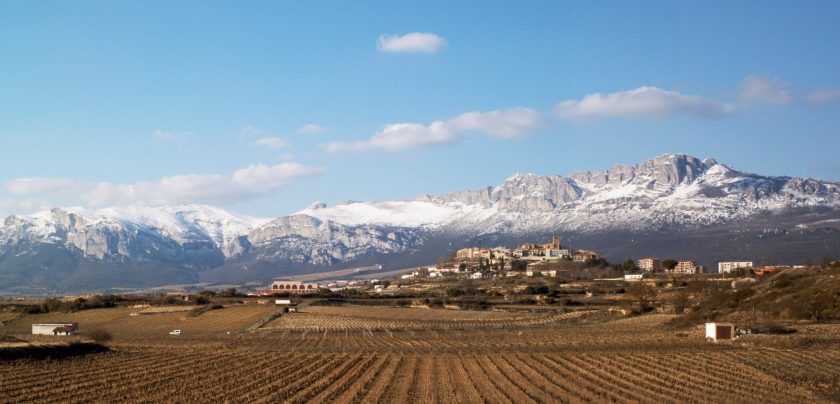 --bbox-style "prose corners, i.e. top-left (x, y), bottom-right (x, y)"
top-left (394, 236), bottom-right (799, 281)
top-left (241, 236), bottom-right (817, 296)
